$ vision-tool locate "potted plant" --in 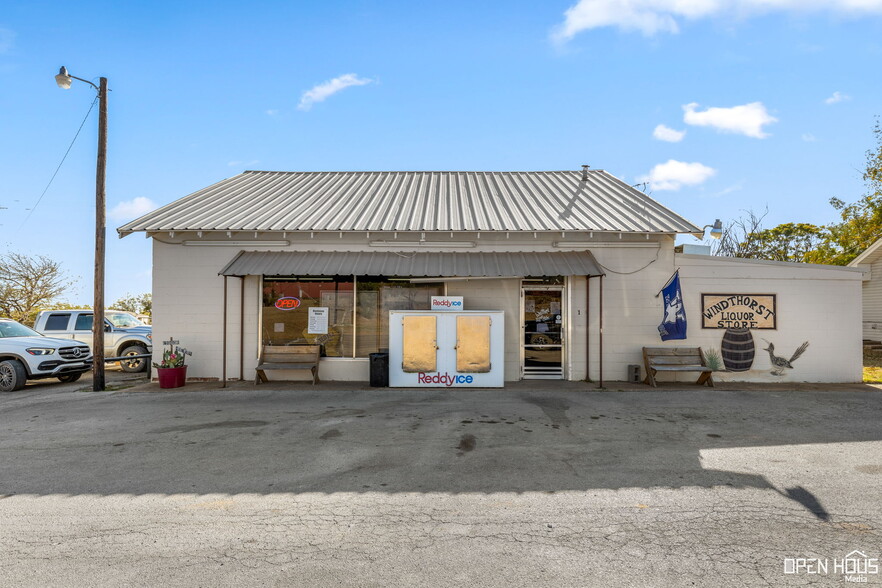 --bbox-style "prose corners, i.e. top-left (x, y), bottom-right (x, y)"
top-left (153, 337), bottom-right (192, 389)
